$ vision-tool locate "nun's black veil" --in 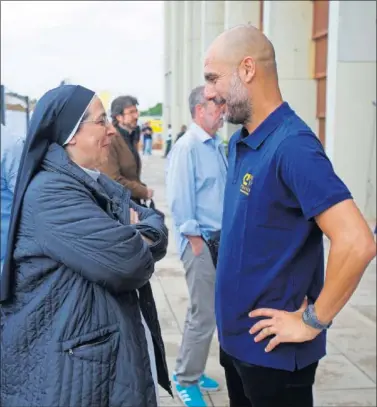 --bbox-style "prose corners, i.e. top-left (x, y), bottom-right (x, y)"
top-left (0, 84), bottom-right (95, 302)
